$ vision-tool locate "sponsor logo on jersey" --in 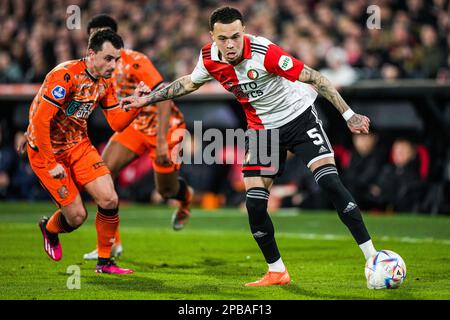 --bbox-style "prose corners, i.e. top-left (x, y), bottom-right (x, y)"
top-left (227, 82), bottom-right (263, 99)
top-left (51, 85), bottom-right (66, 100)
top-left (278, 55), bottom-right (293, 71)
top-left (66, 100), bottom-right (80, 116)
top-left (66, 100), bottom-right (94, 119)
top-left (247, 69), bottom-right (259, 80)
